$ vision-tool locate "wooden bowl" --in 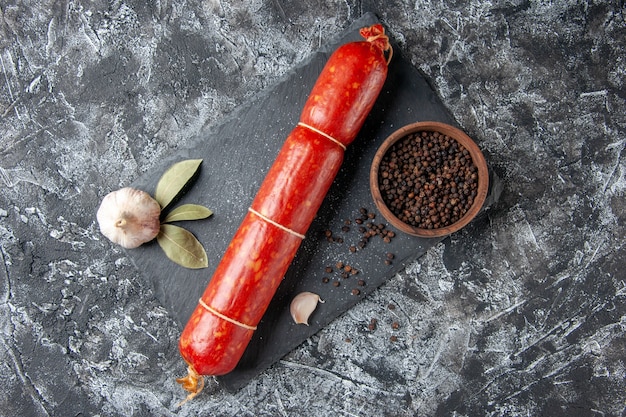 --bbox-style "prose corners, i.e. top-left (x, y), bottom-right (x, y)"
top-left (370, 121), bottom-right (489, 238)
